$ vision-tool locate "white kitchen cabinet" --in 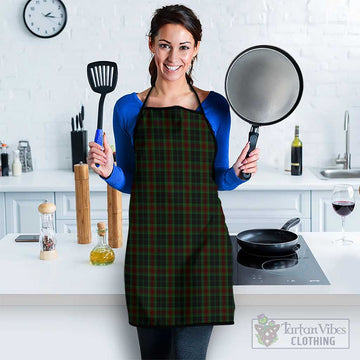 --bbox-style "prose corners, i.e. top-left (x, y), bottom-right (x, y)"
top-left (56, 219), bottom-right (100, 235)
top-left (0, 193), bottom-right (5, 239)
top-left (55, 192), bottom-right (107, 234)
top-left (312, 189), bottom-right (360, 232)
top-left (55, 192), bottom-right (130, 234)
top-left (56, 192), bottom-right (107, 220)
top-left (5, 192), bottom-right (55, 233)
top-left (219, 190), bottom-right (311, 233)
top-left (9, 186), bottom-right (360, 236)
